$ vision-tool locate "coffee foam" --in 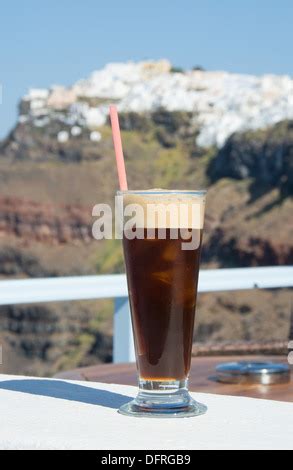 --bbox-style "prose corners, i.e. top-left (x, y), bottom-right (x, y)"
top-left (121, 190), bottom-right (206, 229)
